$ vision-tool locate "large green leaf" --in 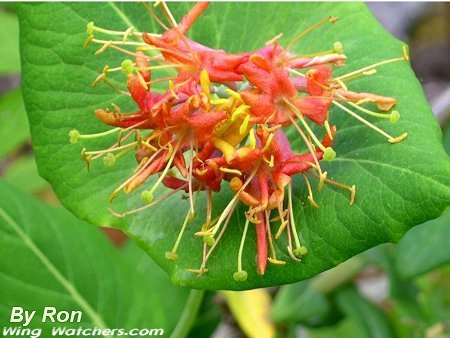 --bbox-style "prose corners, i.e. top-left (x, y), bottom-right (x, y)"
top-left (335, 286), bottom-right (395, 338)
top-left (18, 3), bottom-right (450, 290)
top-left (395, 208), bottom-right (450, 279)
top-left (0, 180), bottom-right (188, 335)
